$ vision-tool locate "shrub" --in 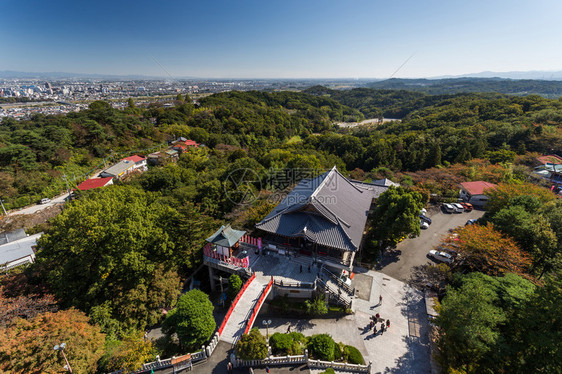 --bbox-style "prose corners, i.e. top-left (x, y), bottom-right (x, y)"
top-left (236, 328), bottom-right (268, 360)
top-left (269, 332), bottom-right (306, 355)
top-left (320, 369), bottom-right (335, 374)
top-left (334, 342), bottom-right (343, 360)
top-left (305, 294), bottom-right (328, 317)
top-left (270, 332), bottom-right (292, 355)
top-left (343, 345), bottom-right (364, 364)
top-left (307, 334), bottom-right (335, 361)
